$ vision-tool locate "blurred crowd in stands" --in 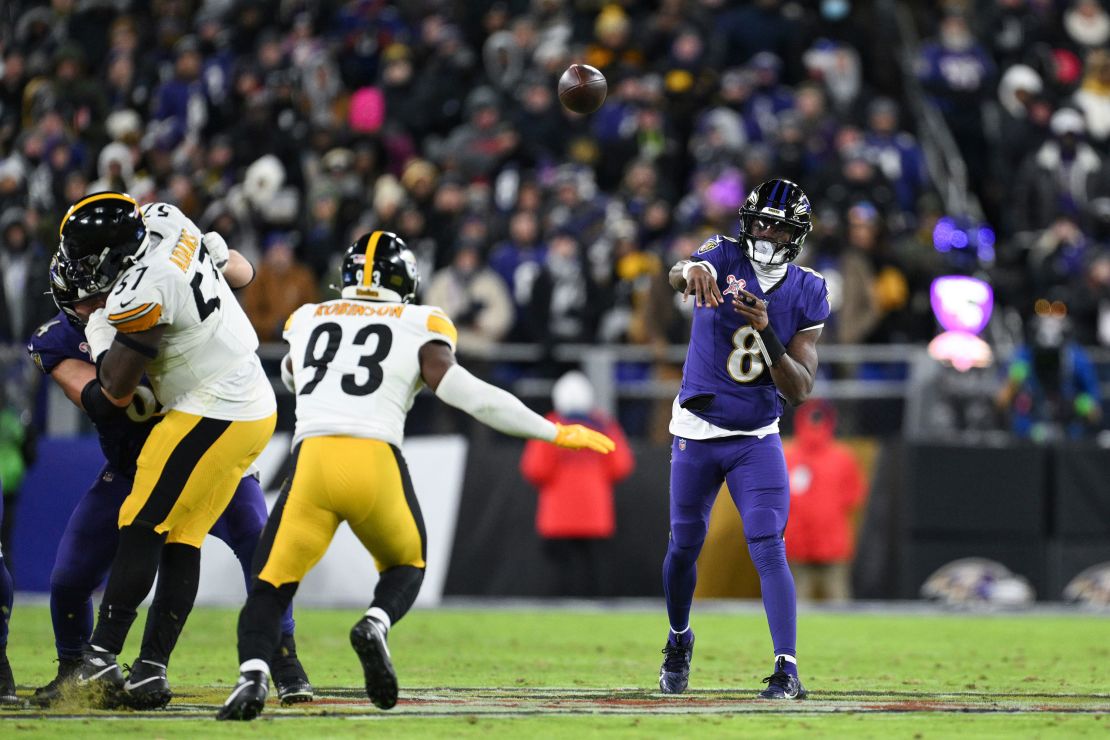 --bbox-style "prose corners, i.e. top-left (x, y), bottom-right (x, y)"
top-left (0, 0), bottom-right (1109, 361)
